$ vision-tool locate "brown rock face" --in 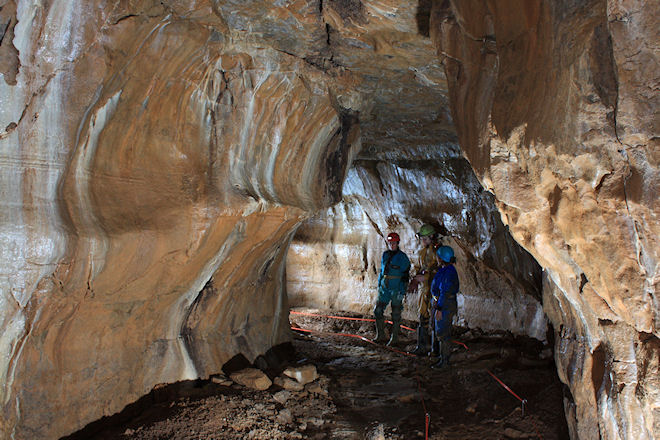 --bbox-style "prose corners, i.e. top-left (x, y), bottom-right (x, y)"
top-left (0, 0), bottom-right (656, 438)
top-left (287, 148), bottom-right (546, 340)
top-left (0, 2), bottom-right (359, 438)
top-left (286, 0), bottom-right (545, 341)
top-left (431, 1), bottom-right (659, 438)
